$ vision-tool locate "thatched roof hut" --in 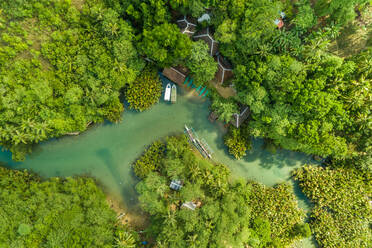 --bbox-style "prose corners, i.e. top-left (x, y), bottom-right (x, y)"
top-left (193, 27), bottom-right (218, 56)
